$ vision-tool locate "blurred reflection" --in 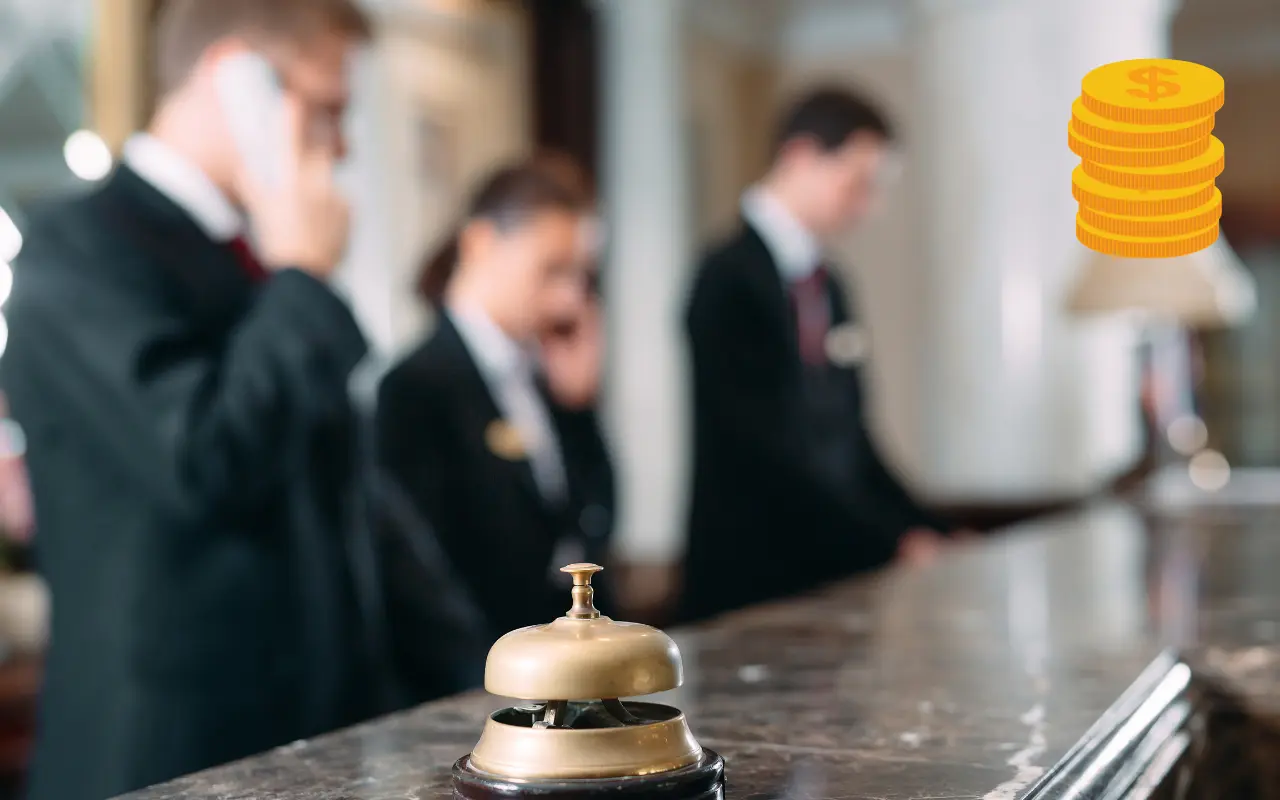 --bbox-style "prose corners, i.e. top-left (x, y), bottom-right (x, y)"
top-left (1005, 540), bottom-right (1050, 680)
top-left (1076, 503), bottom-right (1147, 647)
top-left (1144, 518), bottom-right (1202, 649)
top-left (776, 759), bottom-right (827, 800)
